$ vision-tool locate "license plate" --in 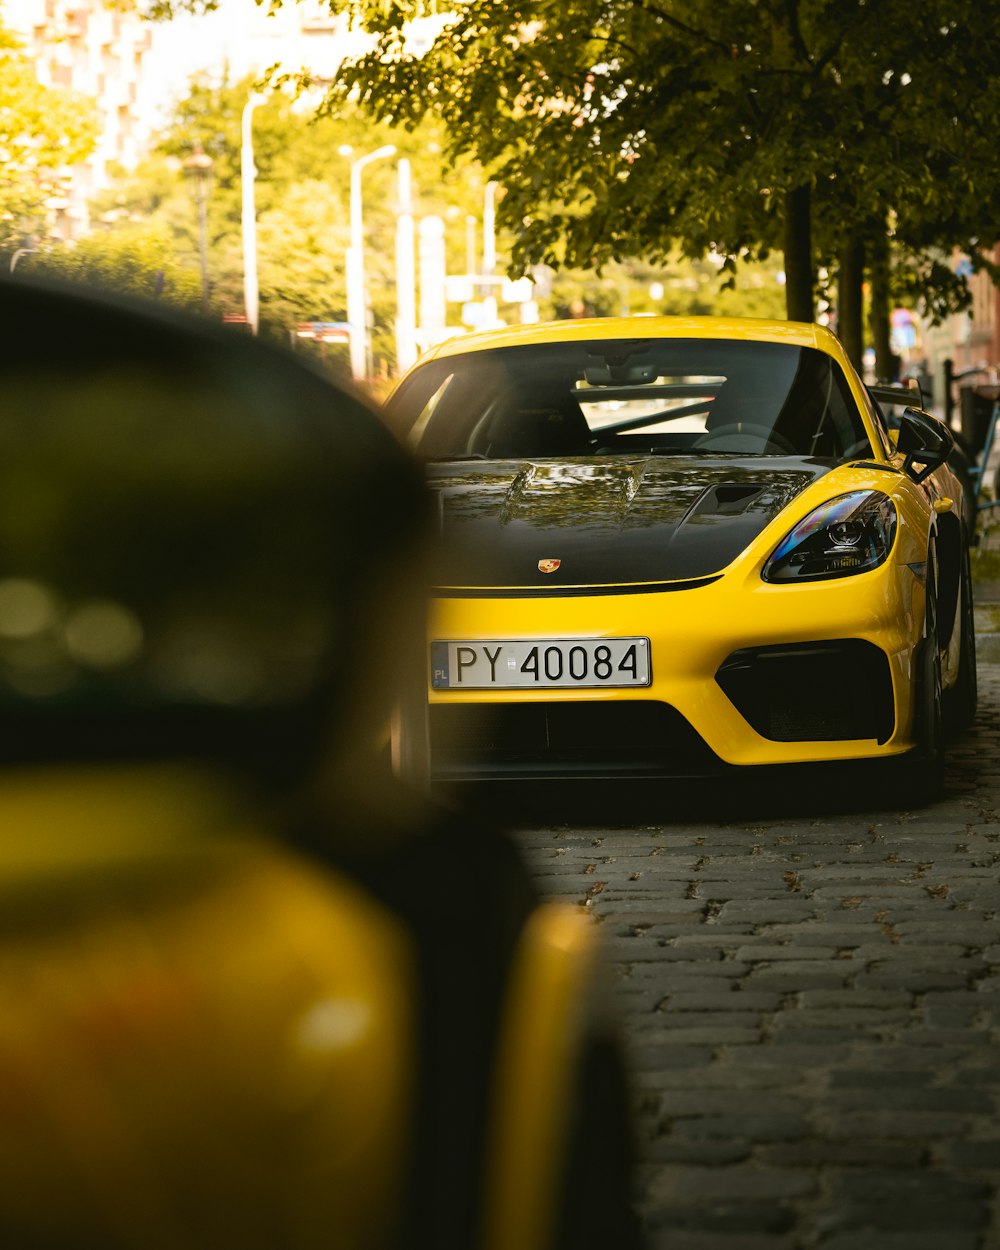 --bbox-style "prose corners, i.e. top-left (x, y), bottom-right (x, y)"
top-left (430, 637), bottom-right (650, 690)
